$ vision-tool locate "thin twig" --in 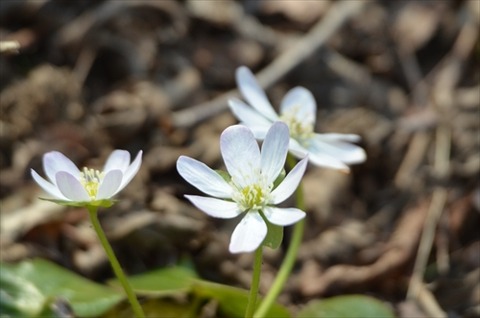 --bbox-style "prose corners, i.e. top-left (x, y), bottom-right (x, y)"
top-left (394, 131), bottom-right (431, 190)
top-left (55, 0), bottom-right (185, 48)
top-left (0, 41), bottom-right (20, 54)
top-left (172, 0), bottom-right (370, 128)
top-left (415, 282), bottom-right (448, 318)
